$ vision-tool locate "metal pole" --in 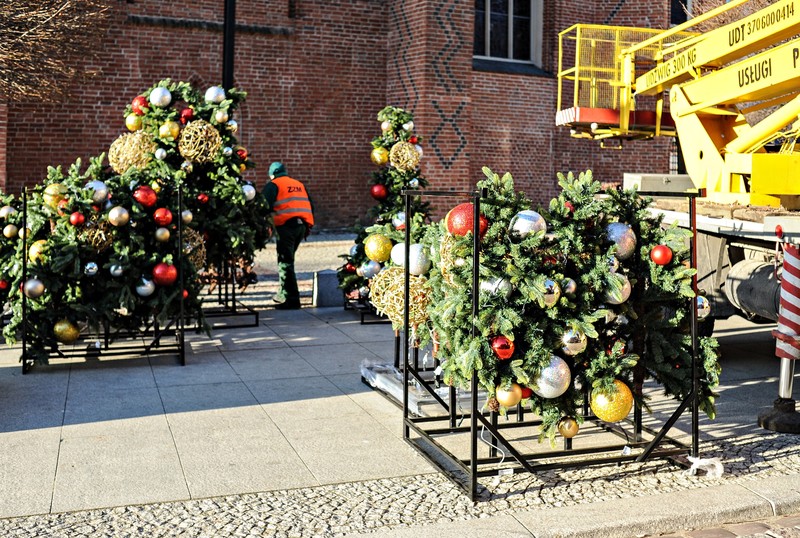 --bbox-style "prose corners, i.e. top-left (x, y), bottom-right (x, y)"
top-left (690, 192), bottom-right (700, 457)
top-left (222, 0), bottom-right (236, 90)
top-left (403, 192), bottom-right (412, 440)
